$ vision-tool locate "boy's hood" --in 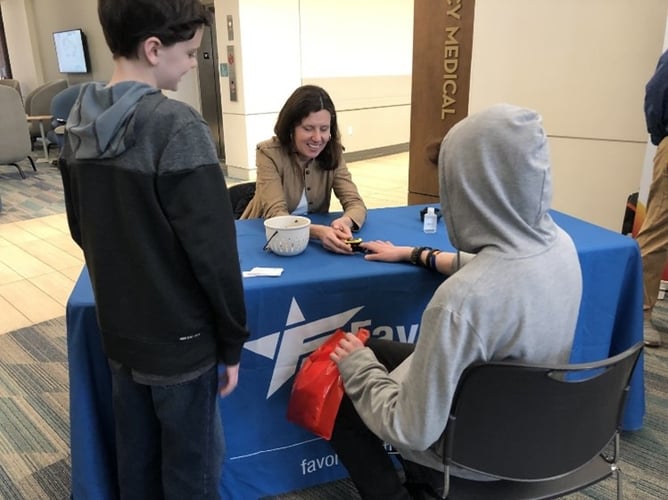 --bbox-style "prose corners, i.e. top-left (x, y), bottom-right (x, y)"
top-left (438, 103), bottom-right (557, 255)
top-left (66, 81), bottom-right (160, 160)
